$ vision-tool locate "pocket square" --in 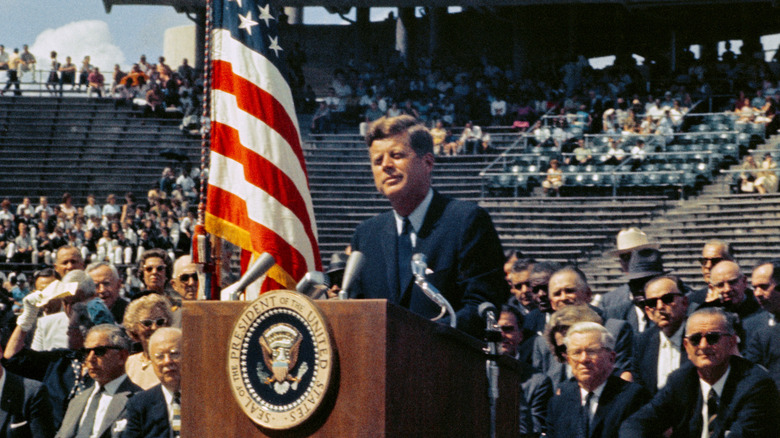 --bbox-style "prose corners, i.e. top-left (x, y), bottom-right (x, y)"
top-left (10, 421), bottom-right (27, 429)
